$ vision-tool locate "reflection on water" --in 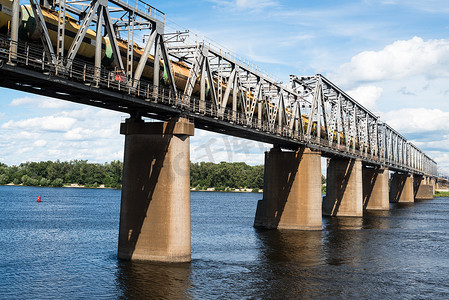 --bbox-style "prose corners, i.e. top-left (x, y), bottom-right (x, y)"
top-left (116, 261), bottom-right (192, 299)
top-left (254, 230), bottom-right (325, 299)
top-left (257, 229), bottom-right (323, 267)
top-left (1, 187), bottom-right (449, 299)
top-left (362, 210), bottom-right (391, 229)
